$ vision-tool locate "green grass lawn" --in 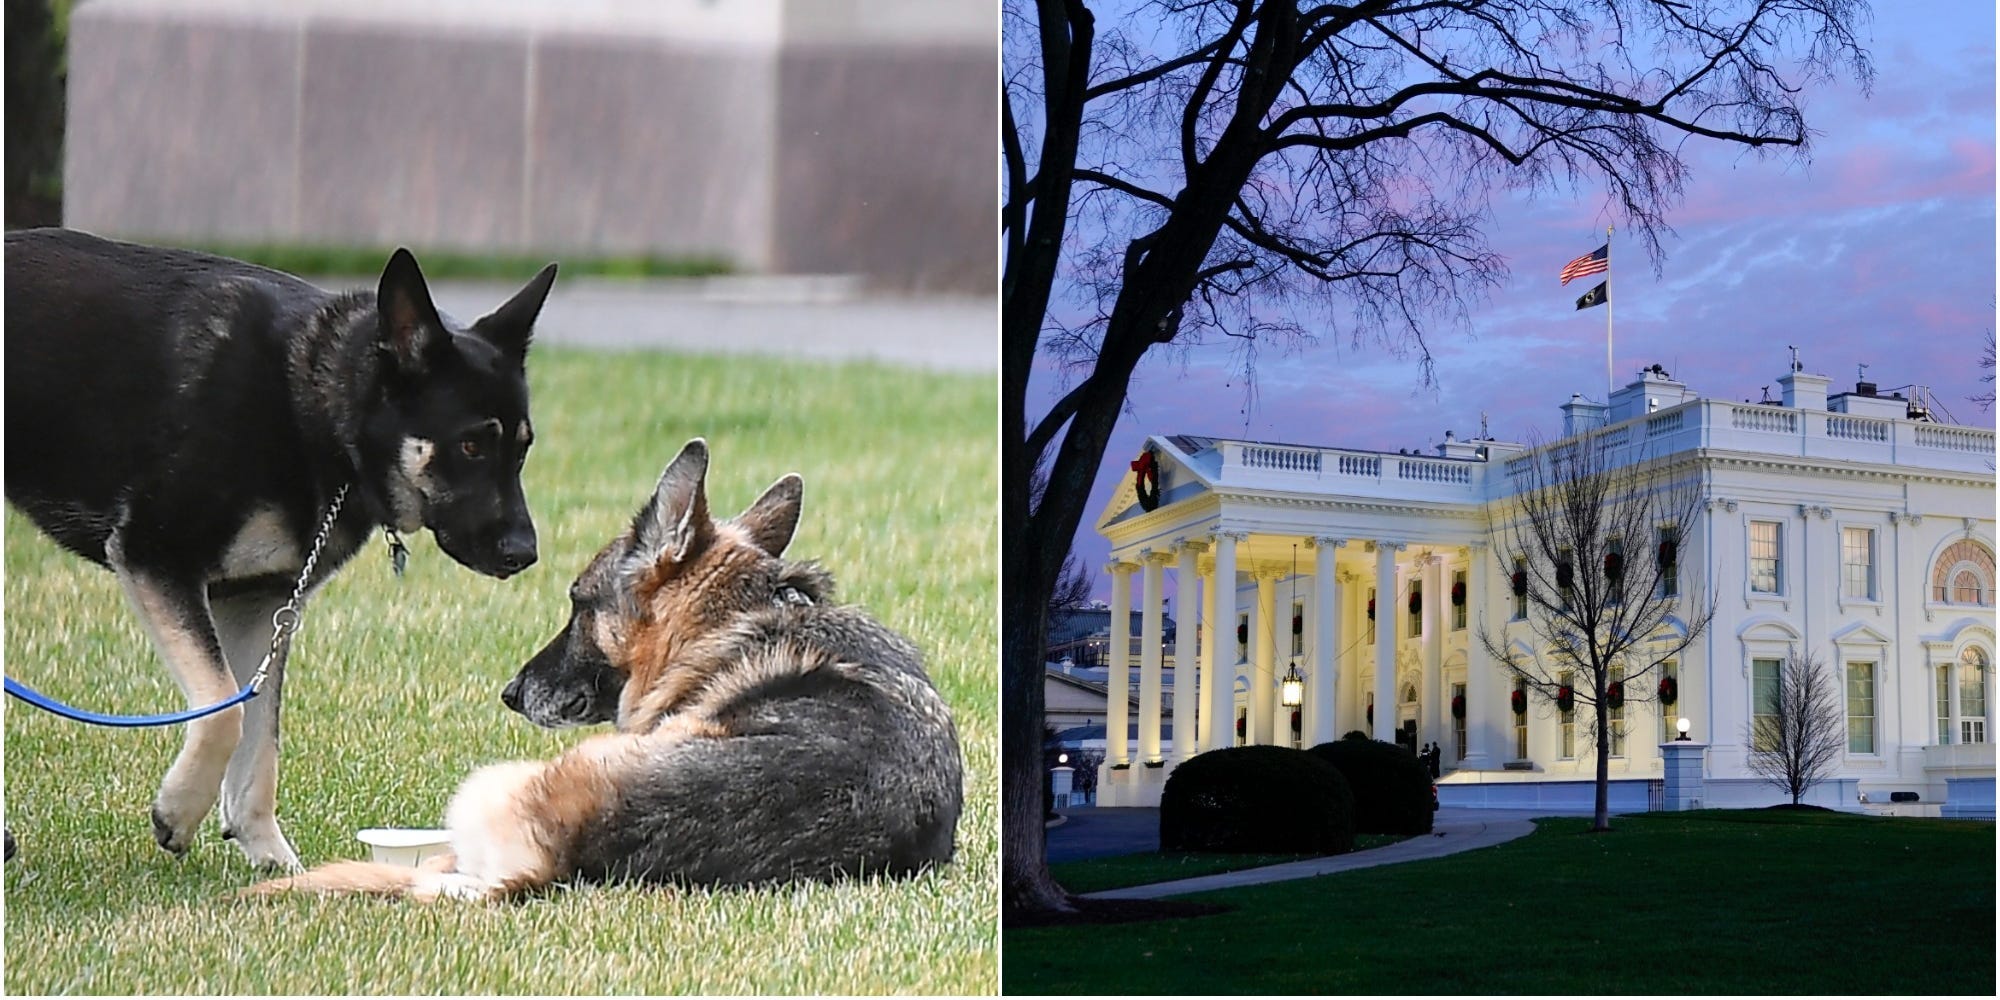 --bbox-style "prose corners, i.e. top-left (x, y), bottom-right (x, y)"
top-left (3, 348), bottom-right (996, 995)
top-left (1008, 810), bottom-right (1995, 995)
top-left (1049, 834), bottom-right (1412, 894)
